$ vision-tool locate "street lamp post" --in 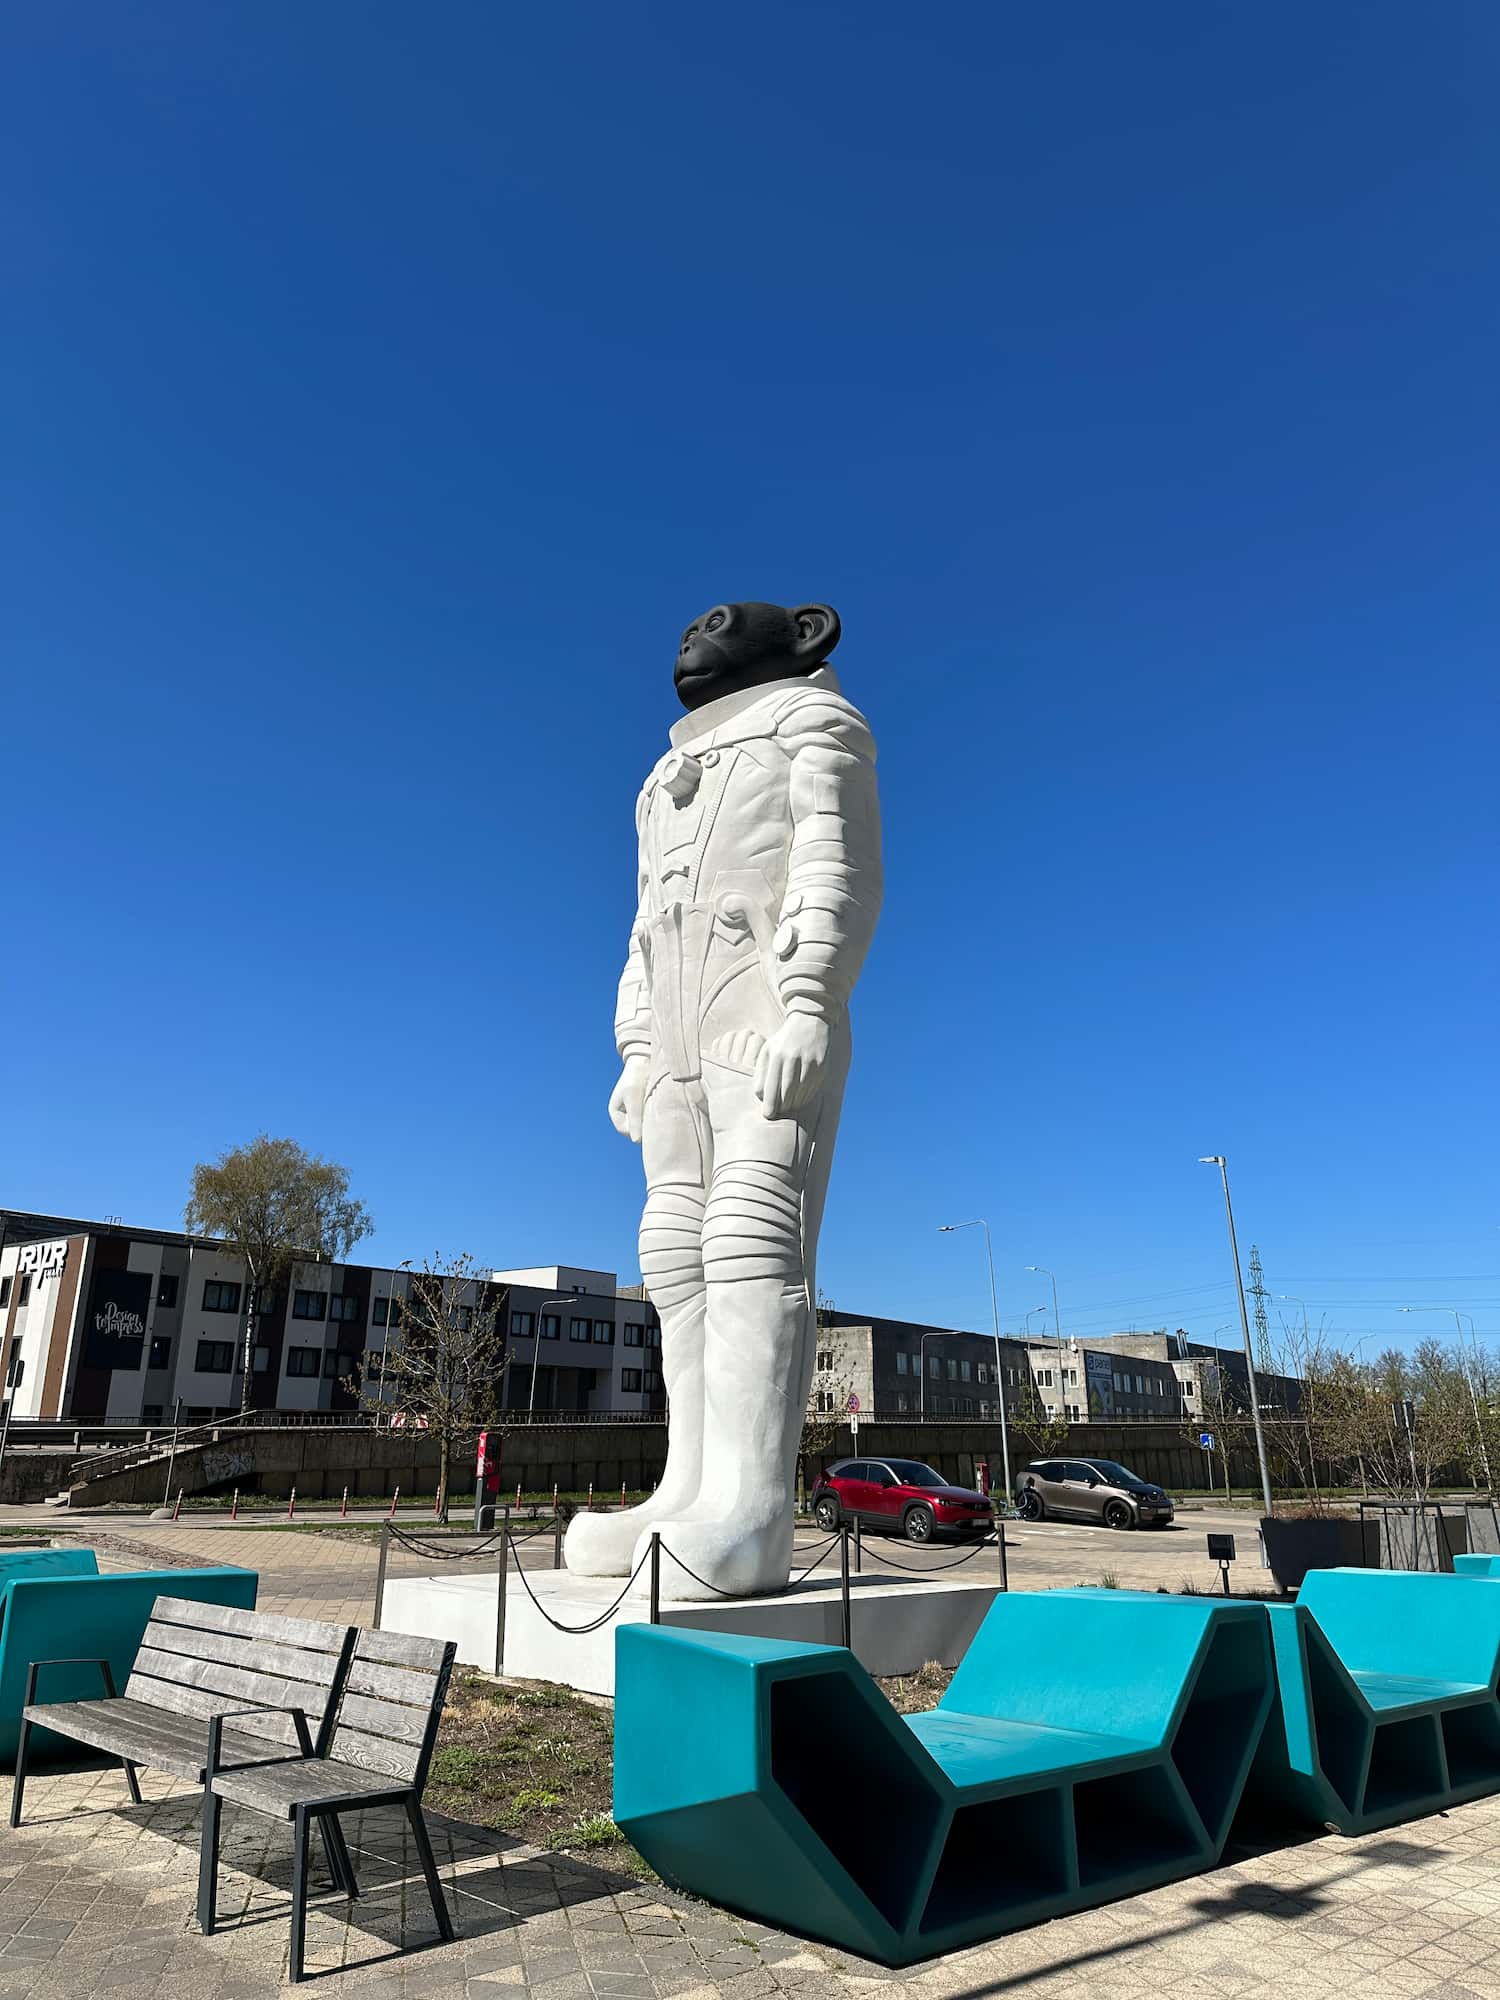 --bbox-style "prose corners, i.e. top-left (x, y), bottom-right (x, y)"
top-left (939, 1220), bottom-right (1012, 1497)
top-left (526, 1301), bottom-right (578, 1424)
top-left (919, 1330), bottom-right (963, 1421)
top-left (1026, 1265), bottom-right (1067, 1404)
top-left (1198, 1157), bottom-right (1274, 1517)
